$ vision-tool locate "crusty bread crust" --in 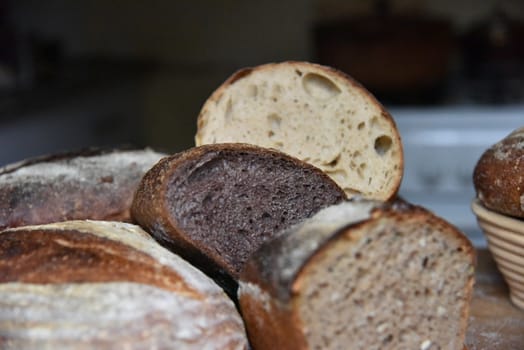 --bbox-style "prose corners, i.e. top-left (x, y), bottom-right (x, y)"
top-left (195, 61), bottom-right (403, 201)
top-left (473, 126), bottom-right (524, 218)
top-left (0, 220), bottom-right (248, 349)
top-left (239, 200), bottom-right (475, 350)
top-left (0, 148), bottom-right (165, 229)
